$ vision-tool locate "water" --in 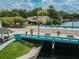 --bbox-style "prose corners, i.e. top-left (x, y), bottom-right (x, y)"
top-left (39, 21), bottom-right (79, 28)
top-left (61, 21), bottom-right (79, 26)
top-left (53, 42), bottom-right (79, 59)
top-left (37, 42), bottom-right (79, 59)
top-left (37, 41), bottom-right (52, 59)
